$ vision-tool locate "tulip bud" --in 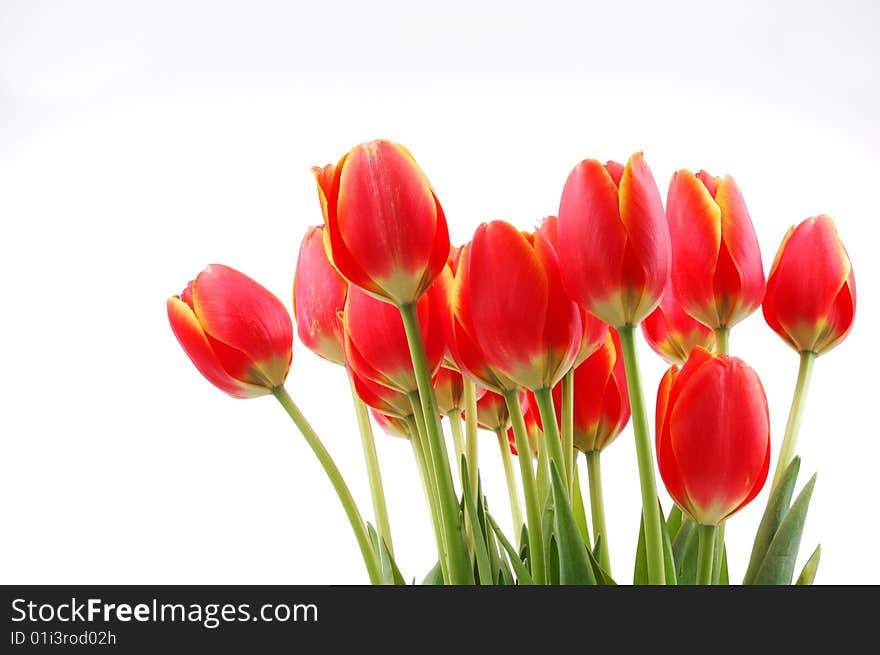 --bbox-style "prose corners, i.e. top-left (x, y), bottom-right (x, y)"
top-left (475, 390), bottom-right (511, 432)
top-left (557, 153), bottom-right (670, 327)
top-left (320, 140), bottom-right (450, 306)
top-left (167, 265), bottom-right (292, 398)
top-left (433, 366), bottom-right (464, 415)
top-left (762, 215), bottom-right (856, 355)
top-left (371, 409), bottom-right (411, 439)
top-left (642, 284), bottom-right (716, 365)
top-left (343, 284), bottom-right (445, 394)
top-left (293, 226), bottom-right (348, 365)
top-left (666, 169), bottom-right (765, 330)
top-left (460, 220), bottom-right (582, 391)
top-left (656, 347), bottom-right (770, 526)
